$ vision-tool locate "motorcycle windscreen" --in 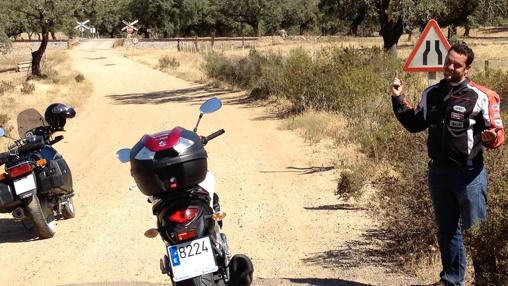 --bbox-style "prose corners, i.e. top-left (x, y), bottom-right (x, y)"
top-left (16, 108), bottom-right (47, 139)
